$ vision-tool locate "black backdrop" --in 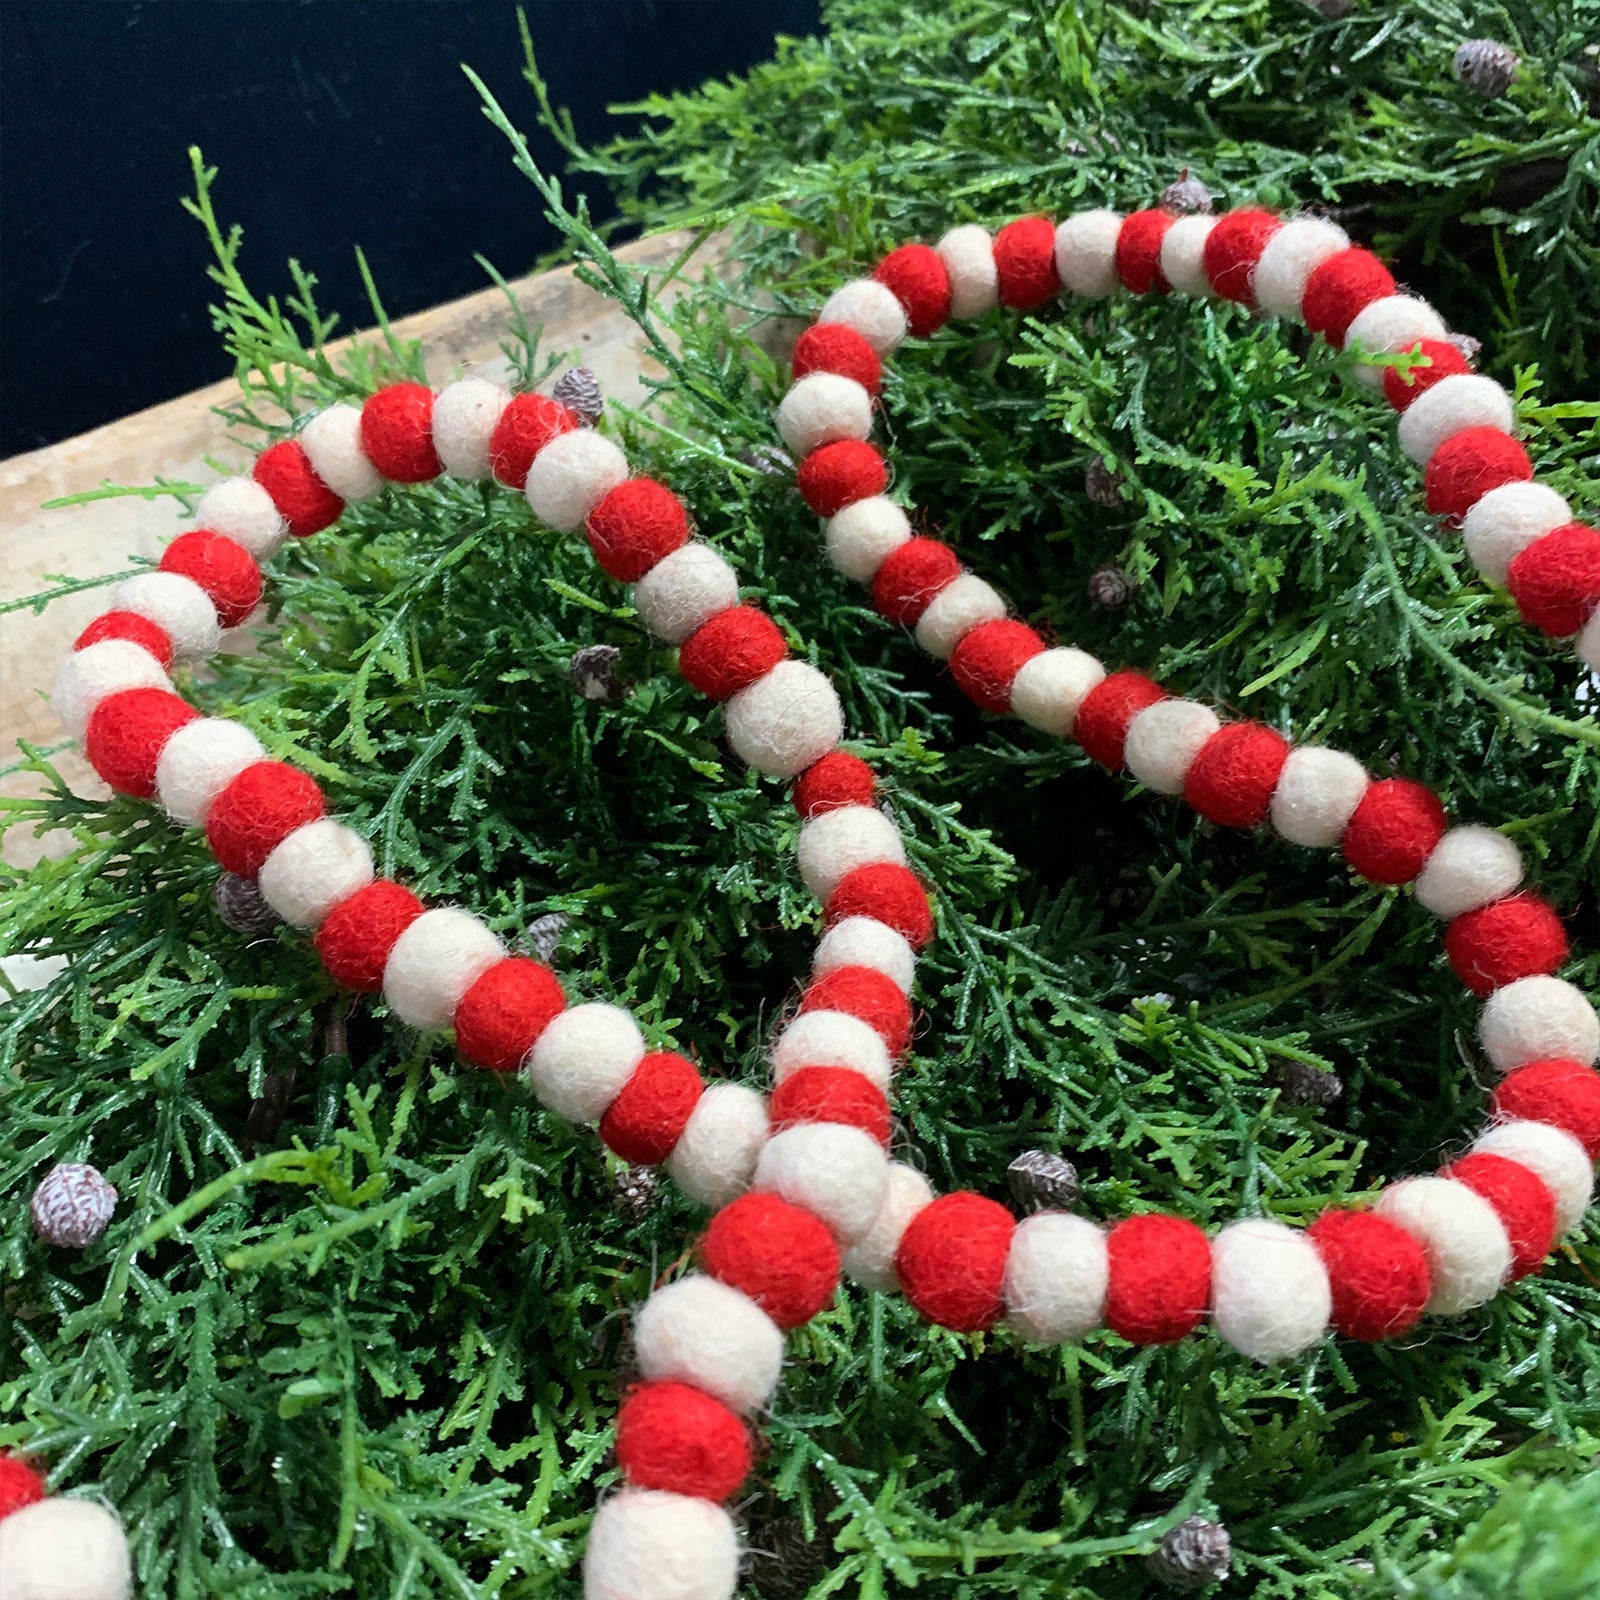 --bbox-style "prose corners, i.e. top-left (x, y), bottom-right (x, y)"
top-left (1, 0), bottom-right (819, 457)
